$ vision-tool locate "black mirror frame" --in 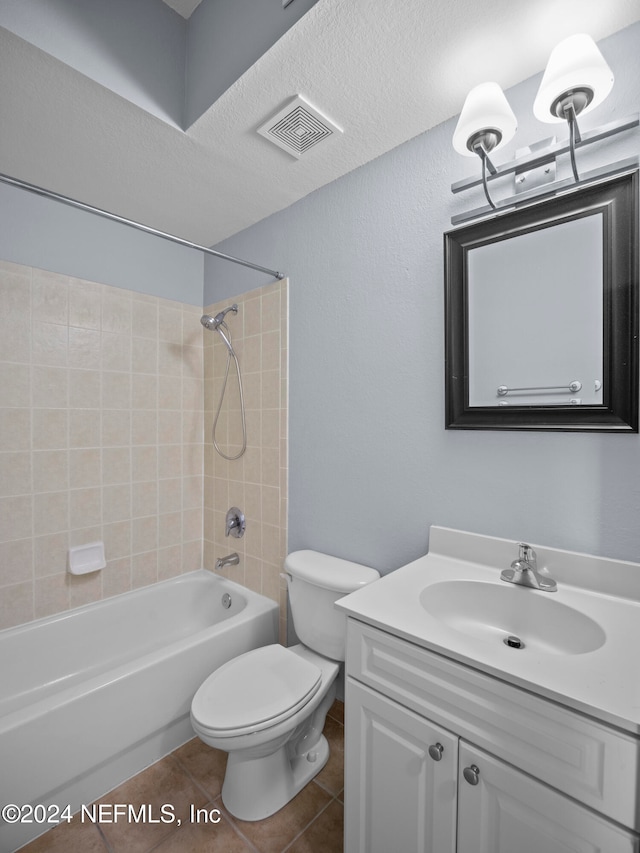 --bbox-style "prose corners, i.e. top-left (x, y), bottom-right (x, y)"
top-left (444, 170), bottom-right (639, 432)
